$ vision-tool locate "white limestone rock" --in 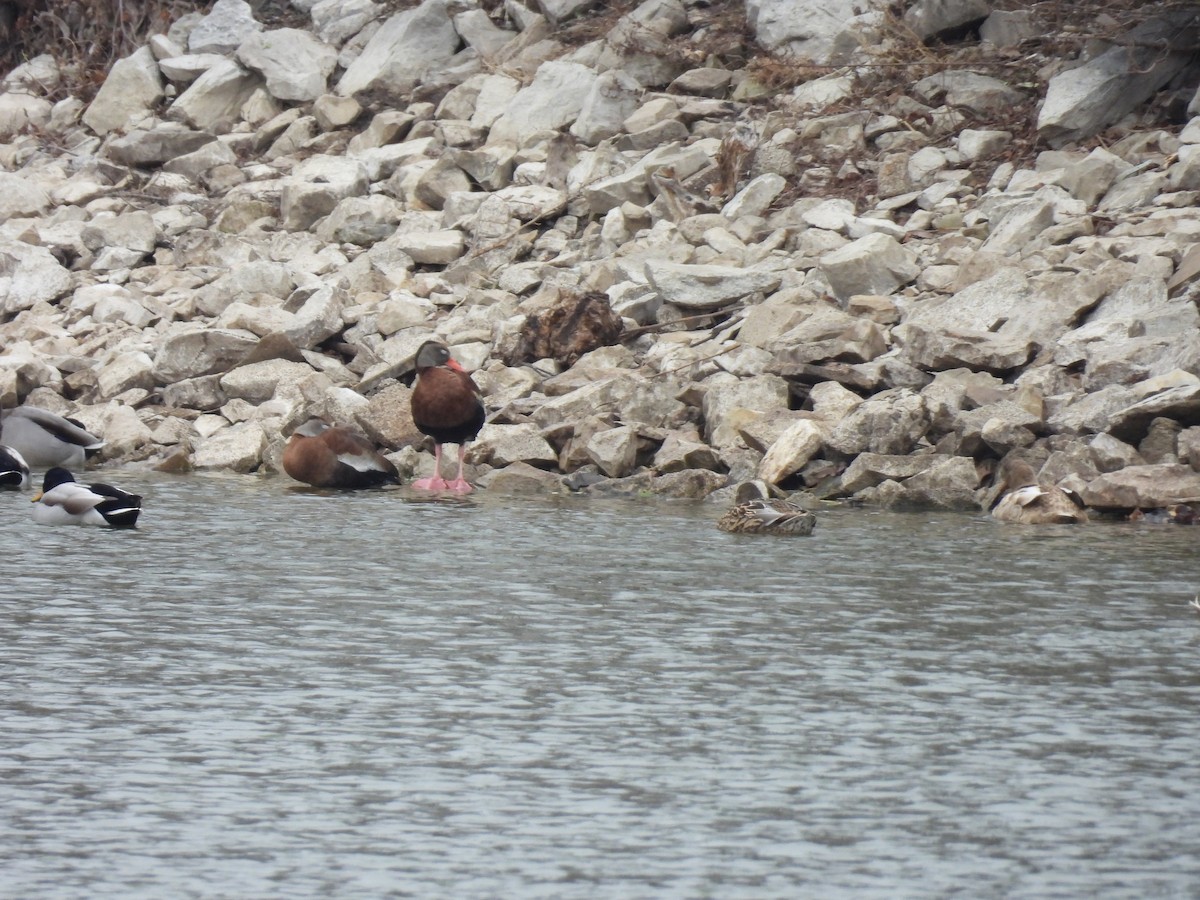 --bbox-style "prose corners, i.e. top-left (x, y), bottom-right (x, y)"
top-left (82, 46), bottom-right (164, 136)
top-left (237, 28), bottom-right (338, 102)
top-left (336, 0), bottom-right (458, 97)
